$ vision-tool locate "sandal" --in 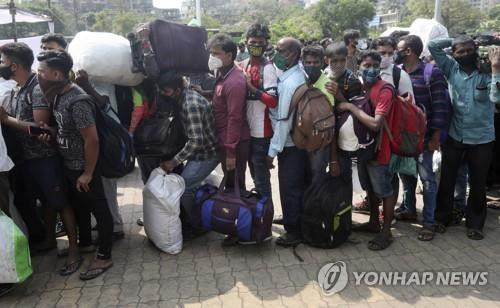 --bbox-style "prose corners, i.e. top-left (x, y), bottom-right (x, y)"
top-left (418, 225), bottom-right (435, 241)
top-left (394, 210), bottom-right (417, 222)
top-left (434, 223), bottom-right (446, 234)
top-left (352, 222), bottom-right (380, 234)
top-left (79, 262), bottom-right (113, 281)
top-left (487, 200), bottom-right (500, 210)
top-left (466, 229), bottom-right (484, 240)
top-left (368, 232), bottom-right (393, 251)
top-left (59, 257), bottom-right (84, 276)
